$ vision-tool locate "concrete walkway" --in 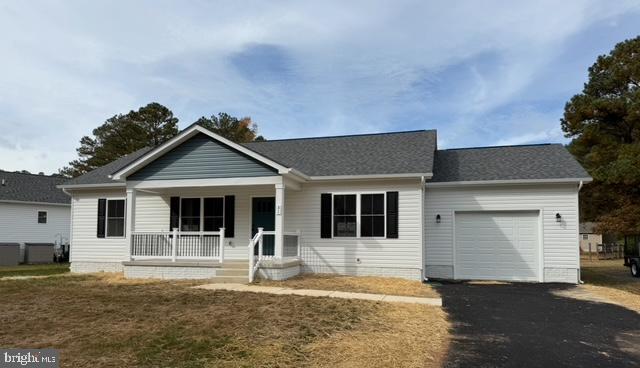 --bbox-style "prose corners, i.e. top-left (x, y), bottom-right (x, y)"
top-left (193, 283), bottom-right (442, 306)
